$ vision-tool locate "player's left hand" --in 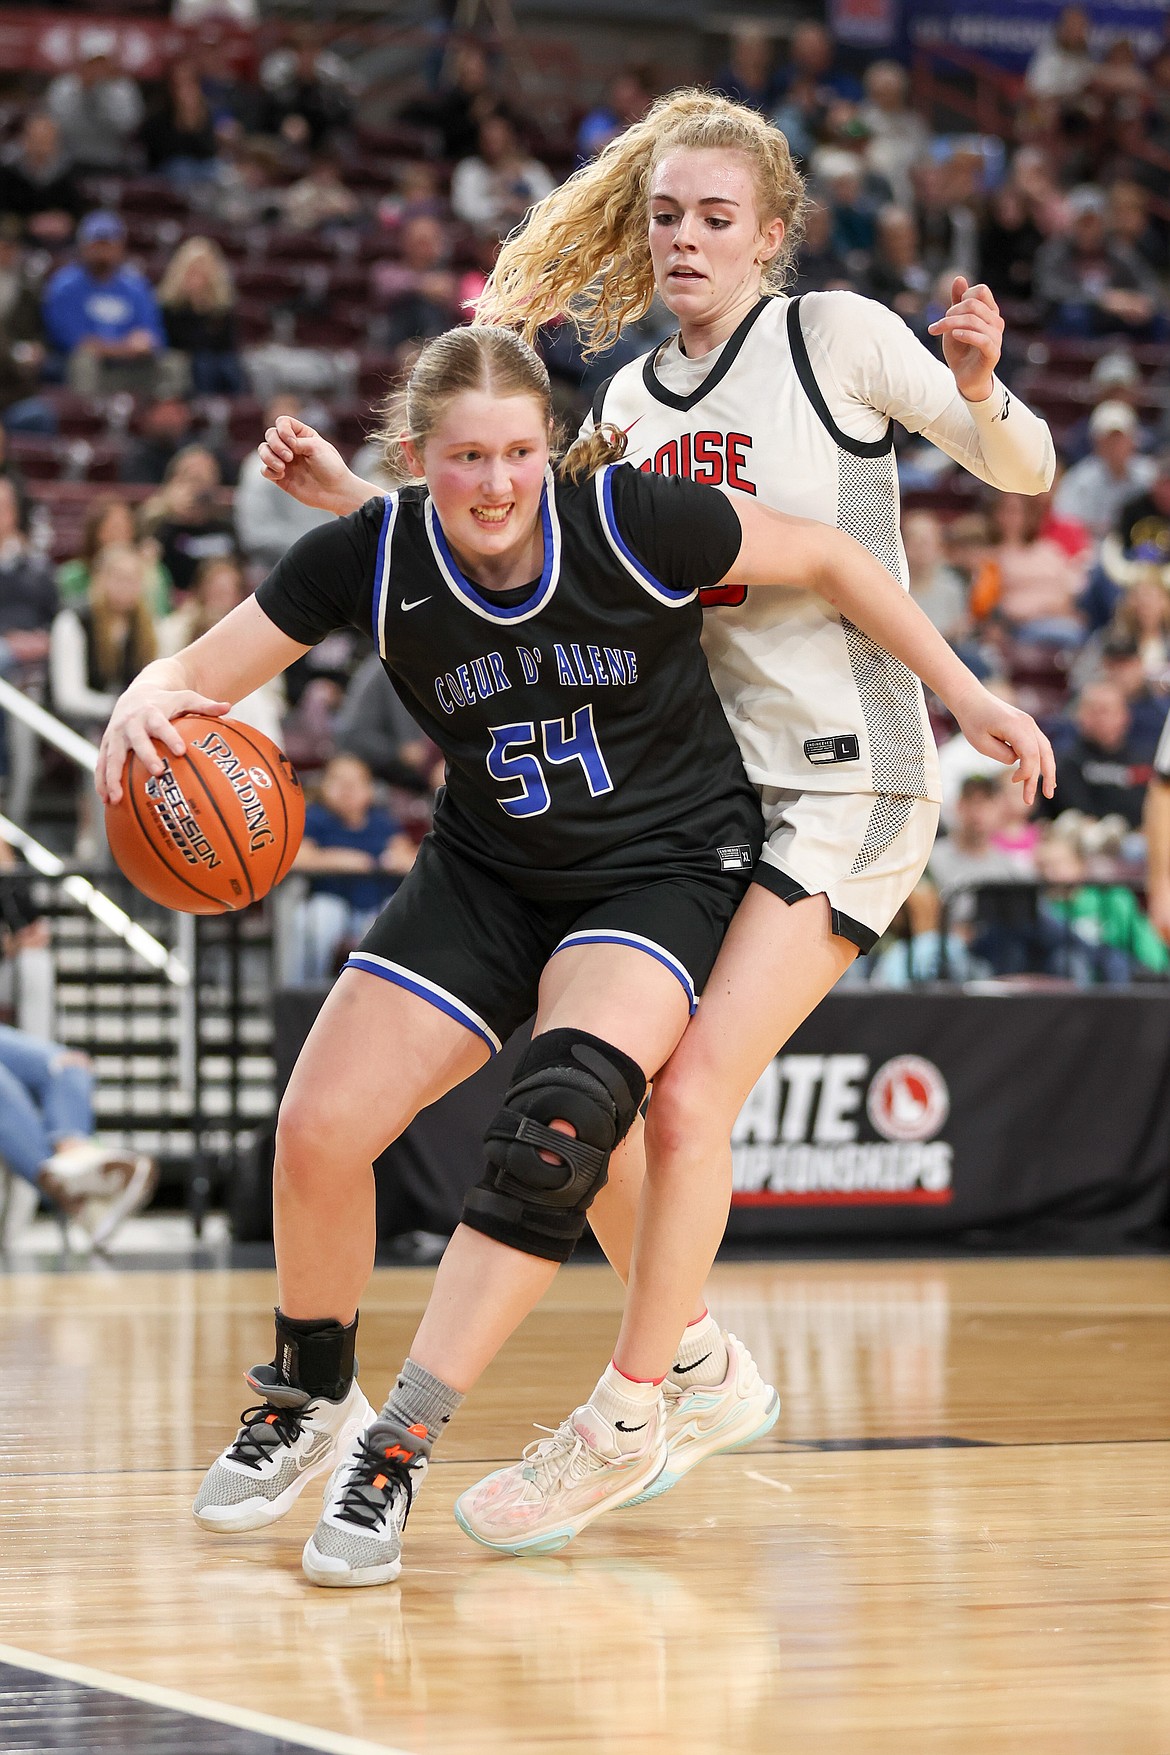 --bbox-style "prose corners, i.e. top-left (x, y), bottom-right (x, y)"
top-left (928, 277), bottom-right (1003, 403)
top-left (951, 682), bottom-right (1056, 808)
